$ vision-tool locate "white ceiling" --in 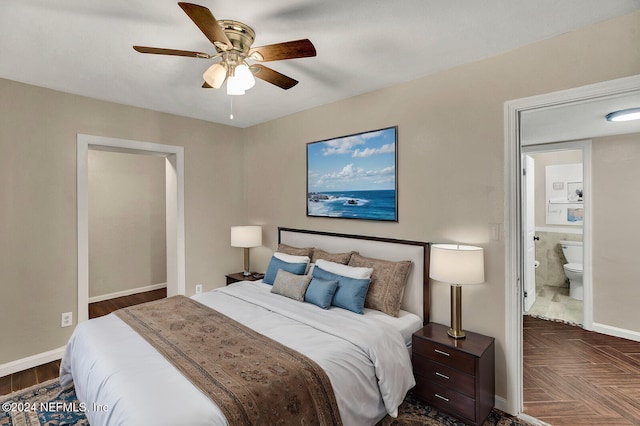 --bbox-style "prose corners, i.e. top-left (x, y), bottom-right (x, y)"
top-left (1, 0), bottom-right (639, 128)
top-left (521, 91), bottom-right (640, 145)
